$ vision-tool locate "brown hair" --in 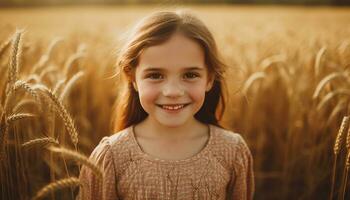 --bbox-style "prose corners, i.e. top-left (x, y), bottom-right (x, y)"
top-left (112, 10), bottom-right (228, 132)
